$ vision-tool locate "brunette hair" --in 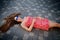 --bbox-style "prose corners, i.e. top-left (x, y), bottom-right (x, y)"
top-left (0, 12), bottom-right (21, 33)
